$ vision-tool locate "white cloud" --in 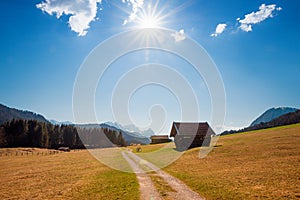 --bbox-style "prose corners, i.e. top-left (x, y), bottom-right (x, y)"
top-left (36, 0), bottom-right (102, 36)
top-left (239, 23), bottom-right (252, 32)
top-left (238, 4), bottom-right (282, 32)
top-left (171, 29), bottom-right (186, 42)
top-left (211, 23), bottom-right (227, 37)
top-left (37, 0), bottom-right (146, 35)
top-left (122, 0), bottom-right (144, 25)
